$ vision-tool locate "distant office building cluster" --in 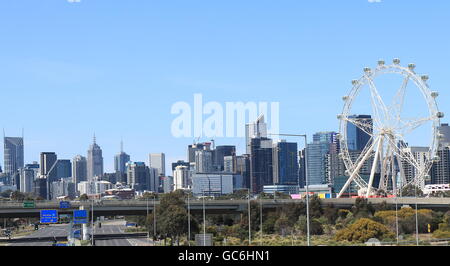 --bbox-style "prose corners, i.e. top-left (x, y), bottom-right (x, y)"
top-left (2, 118), bottom-right (450, 200)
